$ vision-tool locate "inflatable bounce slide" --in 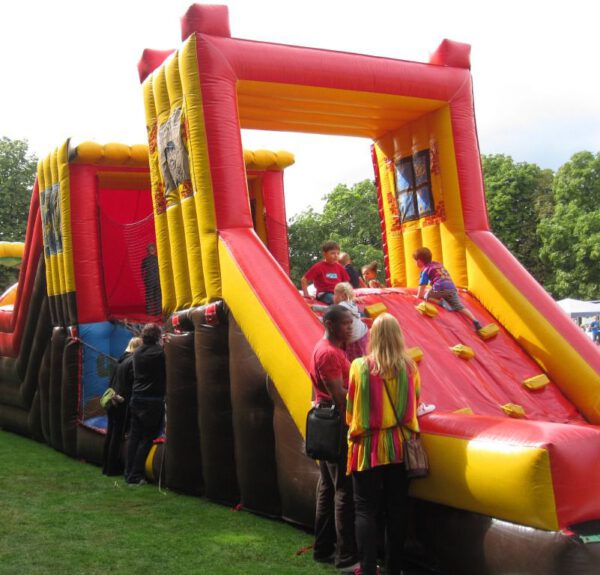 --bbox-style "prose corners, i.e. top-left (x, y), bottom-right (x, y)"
top-left (1, 4), bottom-right (599, 574)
